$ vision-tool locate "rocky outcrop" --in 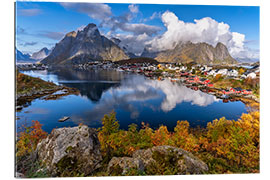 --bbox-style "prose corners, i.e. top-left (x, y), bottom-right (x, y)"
top-left (41, 23), bottom-right (129, 65)
top-left (107, 157), bottom-right (144, 175)
top-left (36, 125), bottom-right (102, 176)
top-left (107, 145), bottom-right (208, 175)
